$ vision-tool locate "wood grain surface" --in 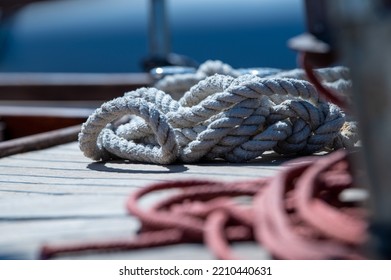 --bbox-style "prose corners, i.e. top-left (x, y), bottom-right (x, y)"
top-left (0, 142), bottom-right (288, 260)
